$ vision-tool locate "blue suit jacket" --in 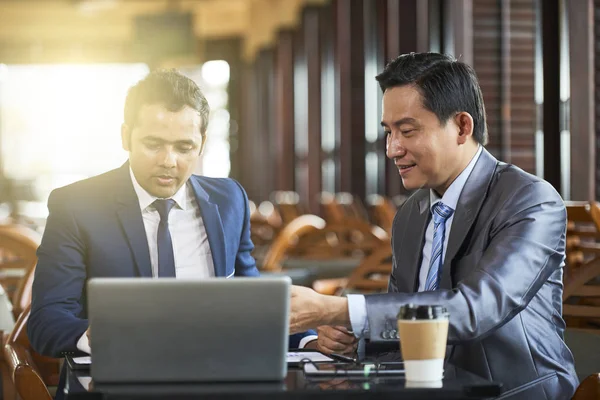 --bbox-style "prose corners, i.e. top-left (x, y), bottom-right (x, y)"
top-left (29, 163), bottom-right (312, 358)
